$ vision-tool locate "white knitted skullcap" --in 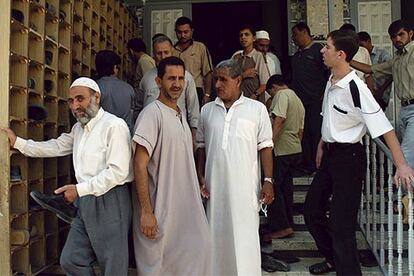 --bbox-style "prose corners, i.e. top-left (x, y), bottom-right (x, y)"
top-left (256, 30), bottom-right (270, 40)
top-left (70, 77), bottom-right (101, 93)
